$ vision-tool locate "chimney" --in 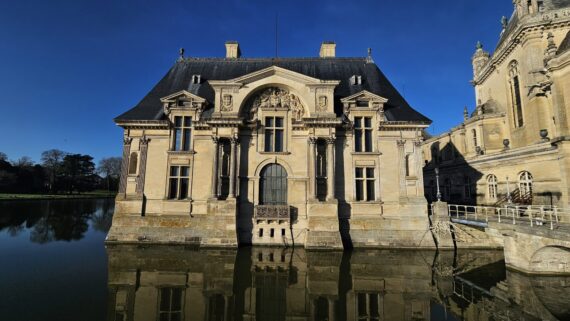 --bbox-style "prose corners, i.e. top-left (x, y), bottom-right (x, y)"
top-left (319, 41), bottom-right (336, 58)
top-left (225, 41), bottom-right (241, 59)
